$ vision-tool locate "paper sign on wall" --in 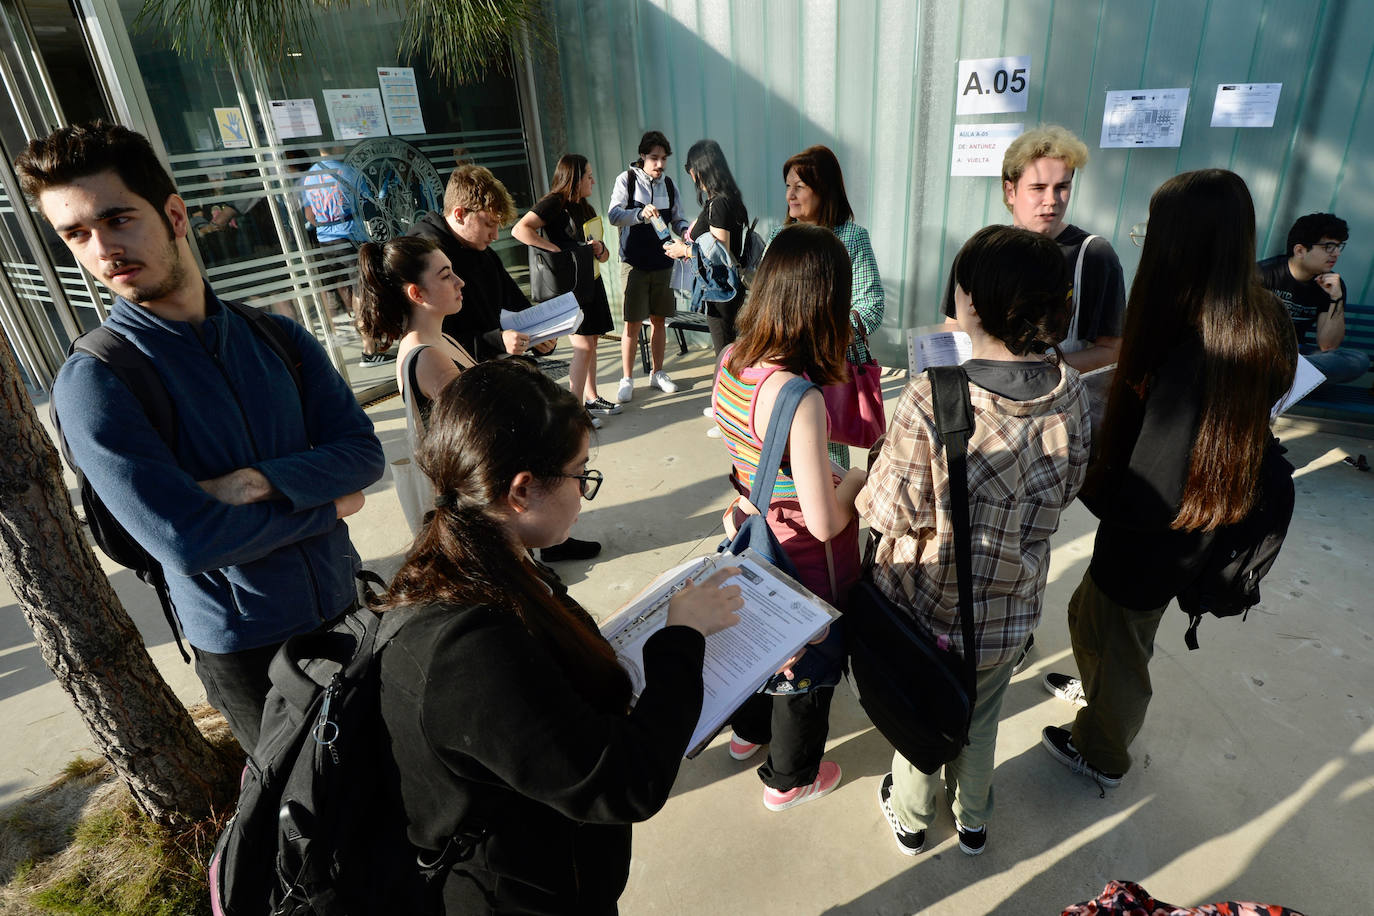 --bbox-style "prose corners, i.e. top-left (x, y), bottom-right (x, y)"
top-left (268, 98), bottom-right (322, 139)
top-left (955, 56), bottom-right (1031, 115)
top-left (377, 68), bottom-right (426, 135)
top-left (1101, 88), bottom-right (1189, 148)
top-left (951, 123), bottom-right (1023, 176)
top-left (322, 88), bottom-right (389, 141)
top-left (1211, 82), bottom-right (1282, 128)
top-left (214, 107), bottom-right (250, 149)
